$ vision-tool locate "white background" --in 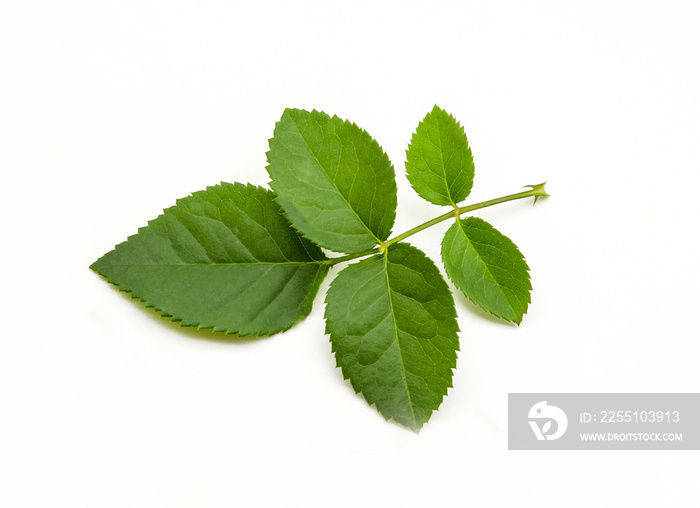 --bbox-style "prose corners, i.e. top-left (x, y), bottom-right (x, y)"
top-left (2, 1), bottom-right (700, 506)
